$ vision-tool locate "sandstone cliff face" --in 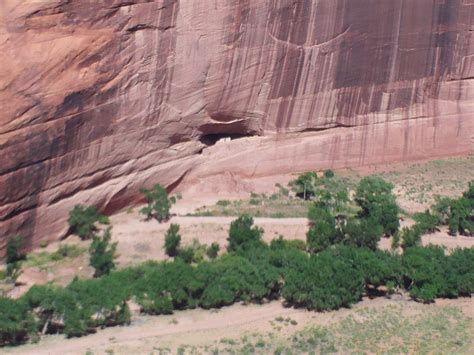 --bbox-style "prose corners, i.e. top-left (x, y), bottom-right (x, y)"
top-left (1, 0), bottom-right (473, 250)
